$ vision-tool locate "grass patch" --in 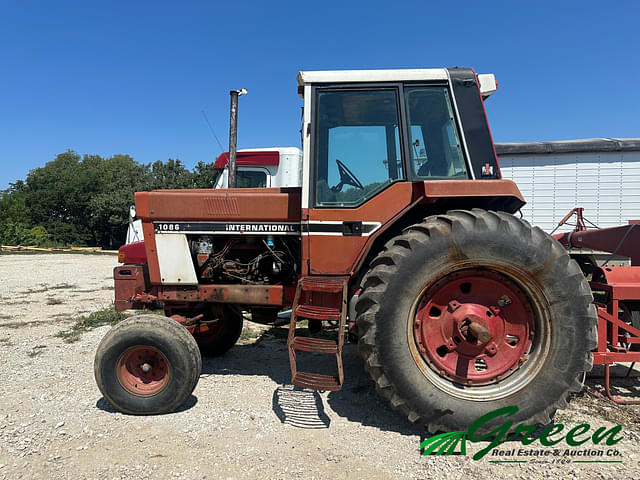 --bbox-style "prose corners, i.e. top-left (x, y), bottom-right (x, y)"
top-left (27, 345), bottom-right (47, 357)
top-left (0, 314), bottom-right (11, 320)
top-left (46, 297), bottom-right (64, 305)
top-left (55, 308), bottom-right (124, 343)
top-left (240, 328), bottom-right (264, 341)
